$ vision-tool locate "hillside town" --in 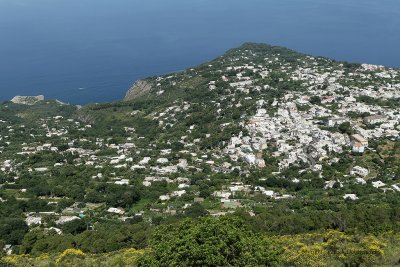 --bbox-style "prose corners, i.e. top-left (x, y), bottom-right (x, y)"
top-left (0, 44), bottom-right (399, 256)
